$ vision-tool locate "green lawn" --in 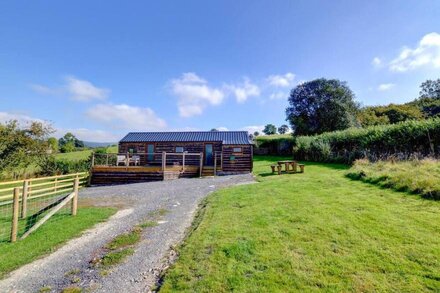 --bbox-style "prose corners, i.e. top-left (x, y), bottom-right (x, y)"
top-left (0, 207), bottom-right (116, 278)
top-left (160, 156), bottom-right (440, 292)
top-left (55, 149), bottom-right (93, 161)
